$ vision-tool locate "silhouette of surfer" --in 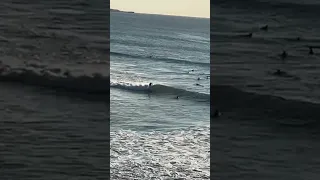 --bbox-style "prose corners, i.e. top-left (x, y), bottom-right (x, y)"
top-left (176, 96), bottom-right (179, 99)
top-left (213, 109), bottom-right (221, 118)
top-left (63, 70), bottom-right (71, 77)
top-left (147, 82), bottom-right (153, 93)
top-left (309, 47), bottom-right (314, 55)
top-left (281, 50), bottom-right (287, 61)
top-left (273, 69), bottom-right (285, 76)
top-left (243, 32), bottom-right (252, 38)
top-left (260, 25), bottom-right (268, 31)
